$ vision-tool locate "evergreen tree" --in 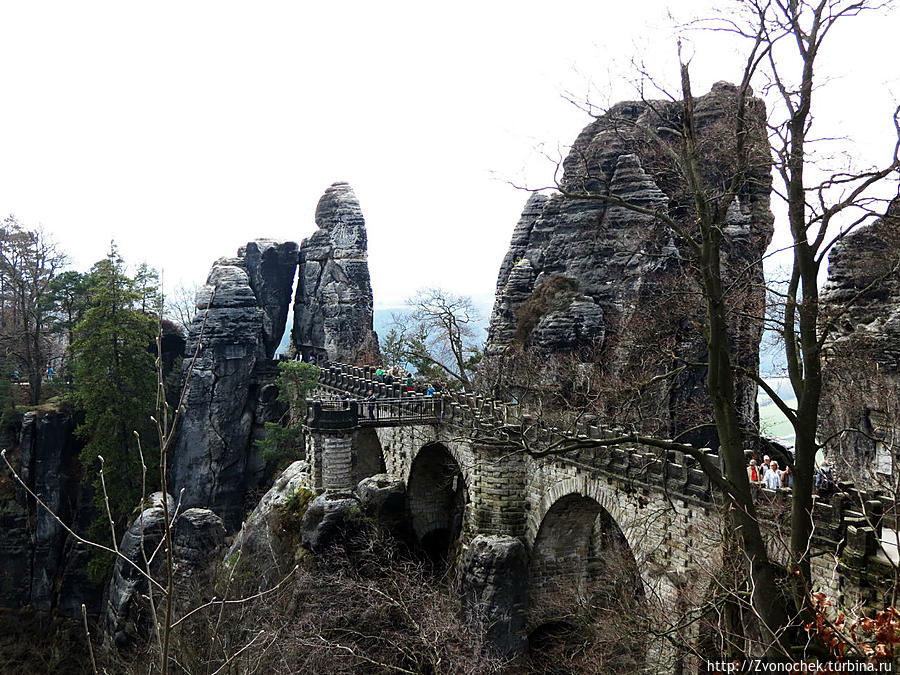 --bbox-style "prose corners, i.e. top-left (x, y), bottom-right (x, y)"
top-left (46, 270), bottom-right (90, 348)
top-left (70, 244), bottom-right (159, 575)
